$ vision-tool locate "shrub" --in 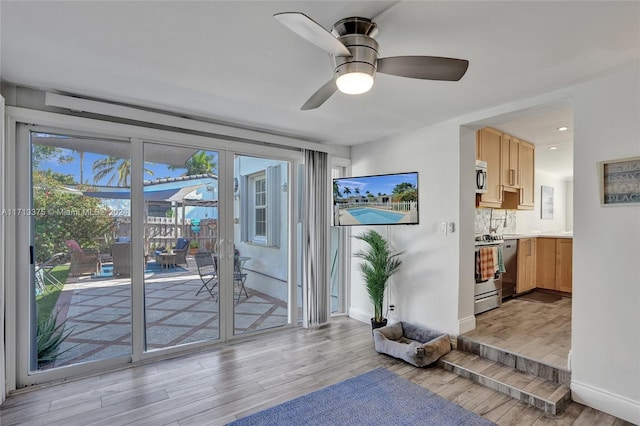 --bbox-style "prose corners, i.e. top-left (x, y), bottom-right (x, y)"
top-left (37, 310), bottom-right (75, 367)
